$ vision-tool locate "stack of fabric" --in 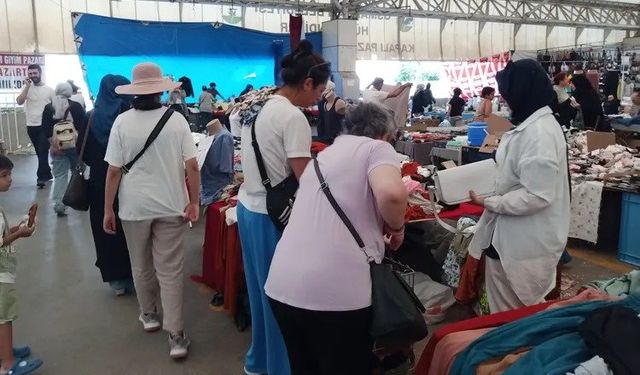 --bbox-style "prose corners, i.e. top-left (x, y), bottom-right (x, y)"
top-left (416, 290), bottom-right (640, 375)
